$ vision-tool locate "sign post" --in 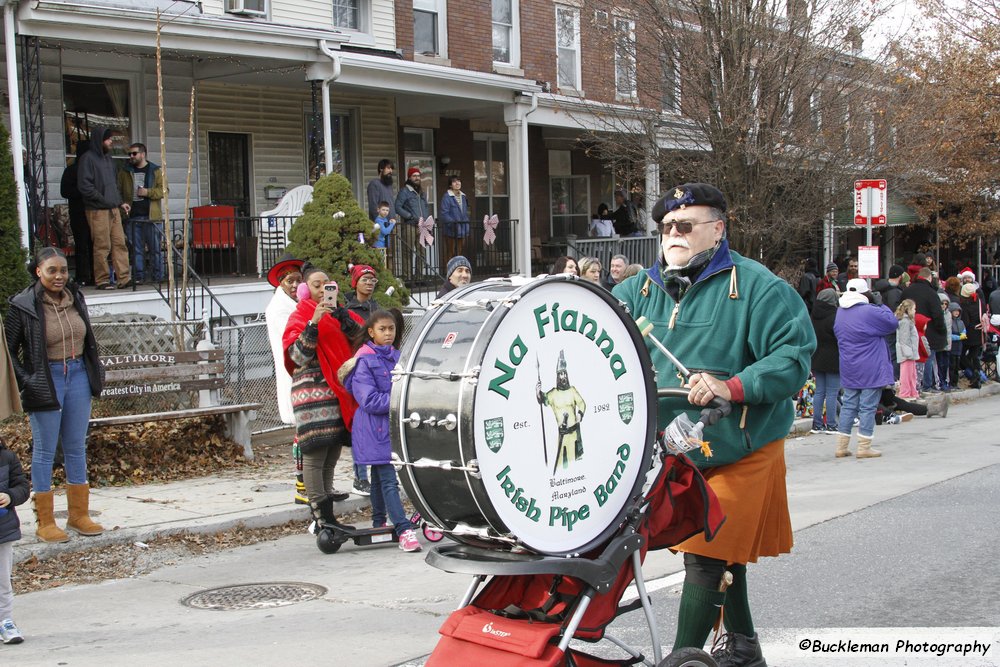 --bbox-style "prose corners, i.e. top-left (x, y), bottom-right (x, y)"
top-left (854, 179), bottom-right (887, 281)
